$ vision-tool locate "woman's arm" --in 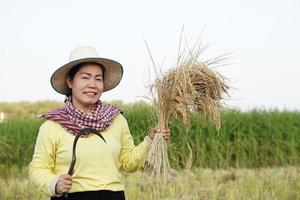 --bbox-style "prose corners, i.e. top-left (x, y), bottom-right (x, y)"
top-left (118, 115), bottom-right (170, 173)
top-left (28, 121), bottom-right (59, 196)
top-left (118, 115), bottom-right (151, 173)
